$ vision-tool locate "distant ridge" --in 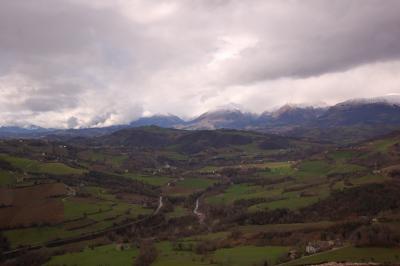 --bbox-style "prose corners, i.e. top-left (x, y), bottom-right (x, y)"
top-left (129, 114), bottom-right (185, 128)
